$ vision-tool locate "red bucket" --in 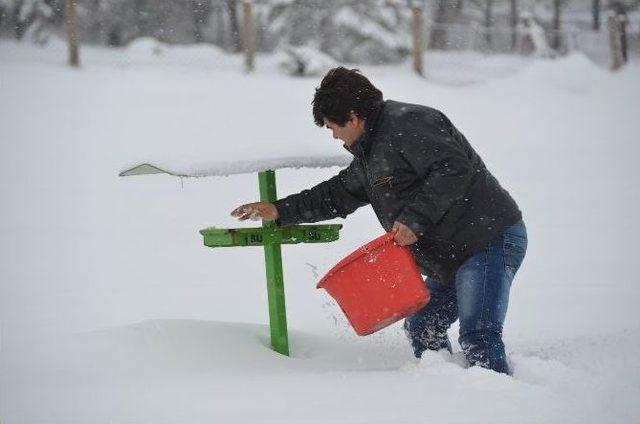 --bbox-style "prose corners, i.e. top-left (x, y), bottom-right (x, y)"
top-left (317, 232), bottom-right (430, 335)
